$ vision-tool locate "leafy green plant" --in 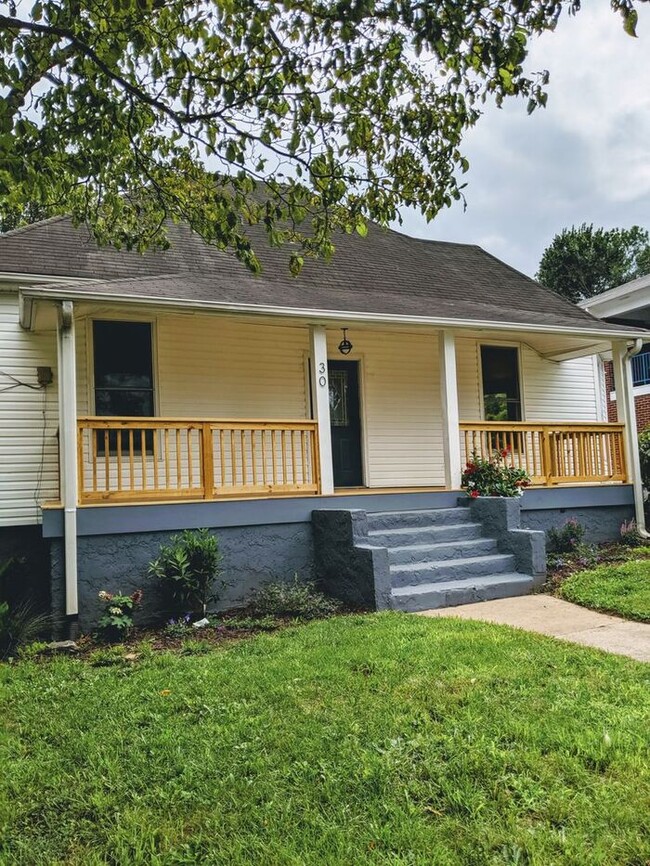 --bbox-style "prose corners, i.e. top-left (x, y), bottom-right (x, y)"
top-left (164, 614), bottom-right (193, 638)
top-left (16, 640), bottom-right (49, 661)
top-left (620, 519), bottom-right (644, 548)
top-left (548, 518), bottom-right (586, 554)
top-left (149, 529), bottom-right (222, 618)
top-left (461, 449), bottom-right (531, 498)
top-left (97, 590), bottom-right (143, 640)
top-left (250, 576), bottom-right (340, 620)
top-left (638, 427), bottom-right (650, 489)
